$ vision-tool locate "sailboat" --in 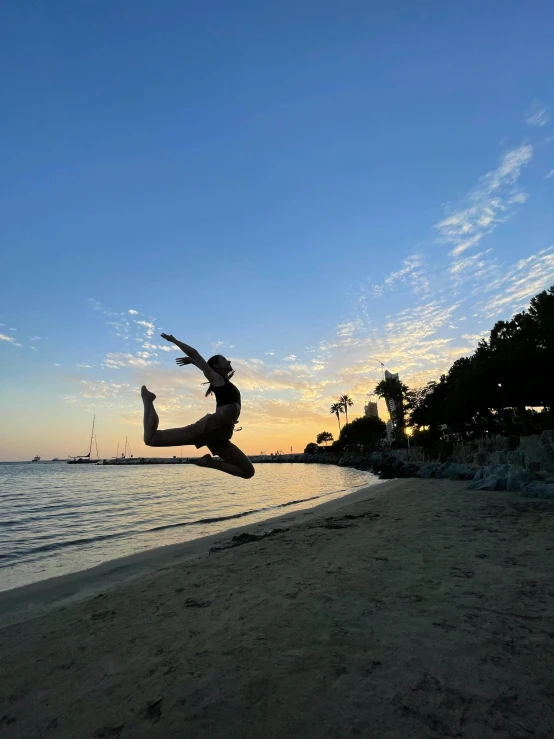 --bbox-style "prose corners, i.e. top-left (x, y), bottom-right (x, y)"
top-left (113, 436), bottom-right (133, 462)
top-left (68, 416), bottom-right (100, 464)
